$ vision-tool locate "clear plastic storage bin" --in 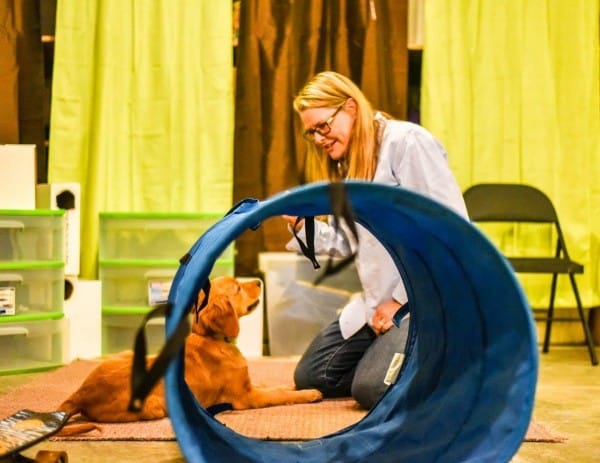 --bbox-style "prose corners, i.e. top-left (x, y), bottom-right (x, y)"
top-left (258, 252), bottom-right (362, 356)
top-left (0, 315), bottom-right (65, 373)
top-left (99, 212), bottom-right (233, 261)
top-left (102, 312), bottom-right (167, 355)
top-left (0, 262), bottom-right (64, 316)
top-left (0, 210), bottom-right (65, 263)
top-left (99, 260), bottom-right (234, 309)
